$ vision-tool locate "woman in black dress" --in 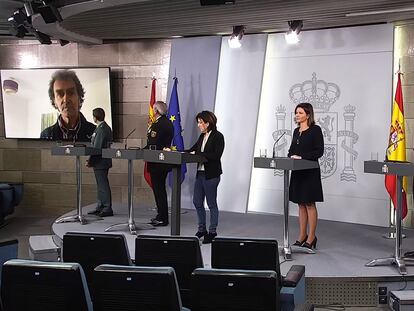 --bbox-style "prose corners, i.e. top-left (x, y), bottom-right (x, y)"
top-left (288, 102), bottom-right (324, 249)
